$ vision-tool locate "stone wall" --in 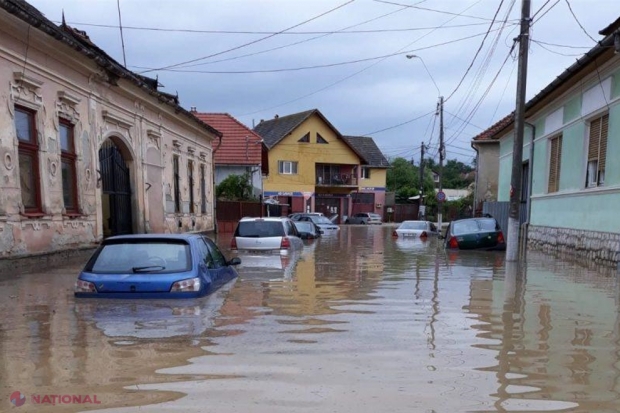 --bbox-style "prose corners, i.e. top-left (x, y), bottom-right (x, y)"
top-left (528, 225), bottom-right (620, 267)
